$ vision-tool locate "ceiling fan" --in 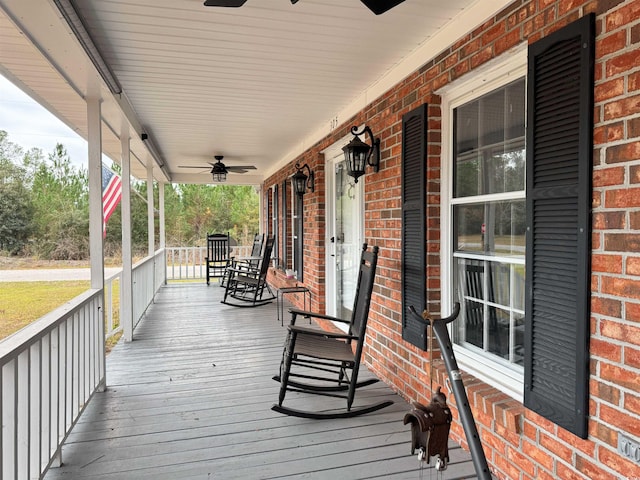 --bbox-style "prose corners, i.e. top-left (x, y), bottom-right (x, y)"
top-left (203, 0), bottom-right (407, 15)
top-left (180, 155), bottom-right (257, 181)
